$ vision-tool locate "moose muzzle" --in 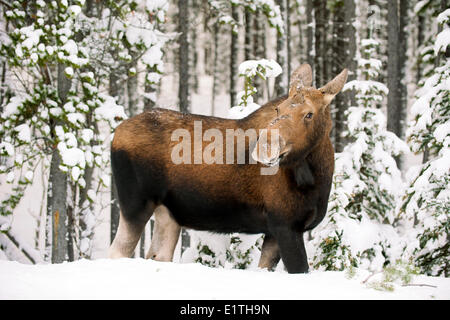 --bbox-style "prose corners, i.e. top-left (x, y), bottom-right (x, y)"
top-left (251, 130), bottom-right (287, 167)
